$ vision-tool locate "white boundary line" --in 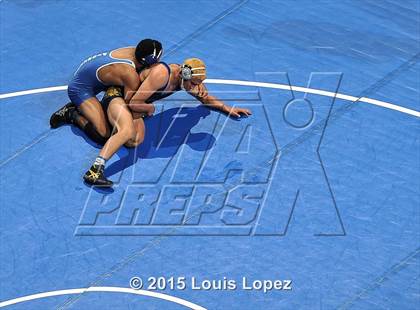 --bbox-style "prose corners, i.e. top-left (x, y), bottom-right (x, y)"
top-left (0, 286), bottom-right (207, 309)
top-left (0, 85), bottom-right (68, 99)
top-left (0, 79), bottom-right (418, 117)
